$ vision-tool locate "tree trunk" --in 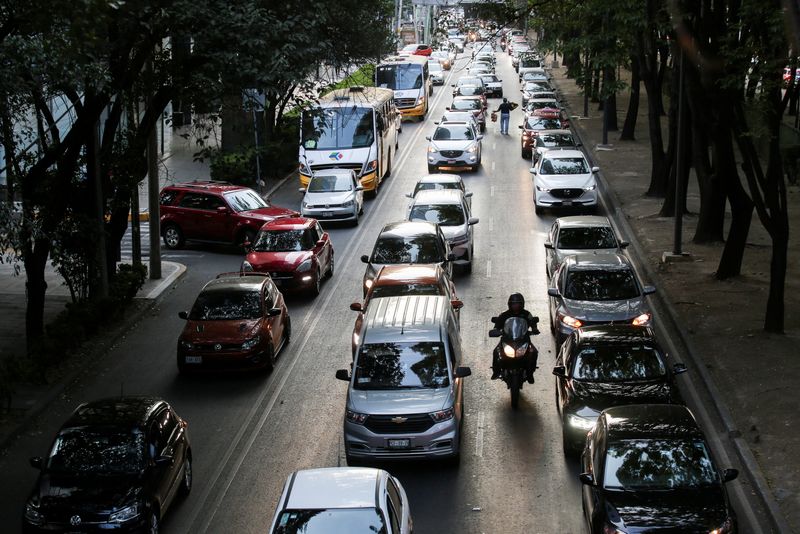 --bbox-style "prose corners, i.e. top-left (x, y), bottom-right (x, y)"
top-left (620, 54), bottom-right (640, 140)
top-left (655, 44), bottom-right (669, 116)
top-left (716, 121), bottom-right (753, 279)
top-left (591, 67), bottom-right (600, 103)
top-left (603, 66), bottom-right (618, 131)
top-left (24, 238), bottom-right (50, 348)
top-left (660, 86), bottom-right (690, 217)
